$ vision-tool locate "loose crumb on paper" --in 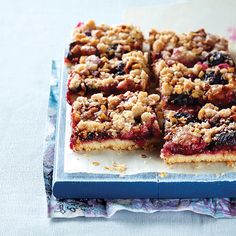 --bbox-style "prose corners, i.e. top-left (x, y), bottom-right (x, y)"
top-left (141, 154), bottom-right (147, 159)
top-left (104, 162), bottom-right (127, 173)
top-left (159, 172), bottom-right (168, 178)
top-left (216, 172), bottom-right (226, 178)
top-left (92, 161), bottom-right (100, 166)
